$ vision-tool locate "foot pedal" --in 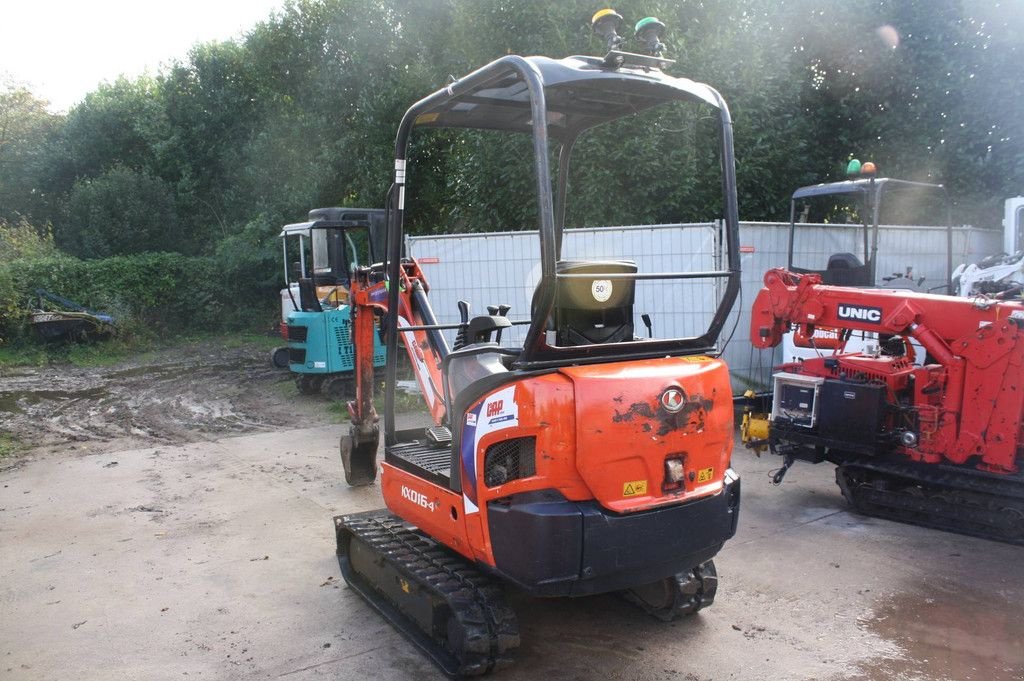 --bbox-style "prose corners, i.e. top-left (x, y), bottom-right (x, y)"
top-left (425, 426), bottom-right (452, 445)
